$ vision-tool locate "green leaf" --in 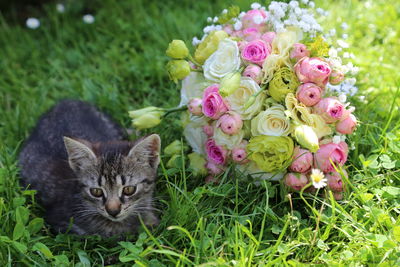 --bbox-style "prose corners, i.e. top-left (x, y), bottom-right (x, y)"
top-left (393, 226), bottom-right (400, 242)
top-left (12, 241), bottom-right (27, 253)
top-left (13, 222), bottom-right (25, 240)
top-left (12, 197), bottom-right (25, 208)
top-left (33, 242), bottom-right (54, 259)
top-left (27, 218), bottom-right (44, 234)
top-left (77, 250), bottom-right (90, 266)
top-left (53, 255), bottom-right (70, 265)
top-left (15, 206), bottom-right (30, 225)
